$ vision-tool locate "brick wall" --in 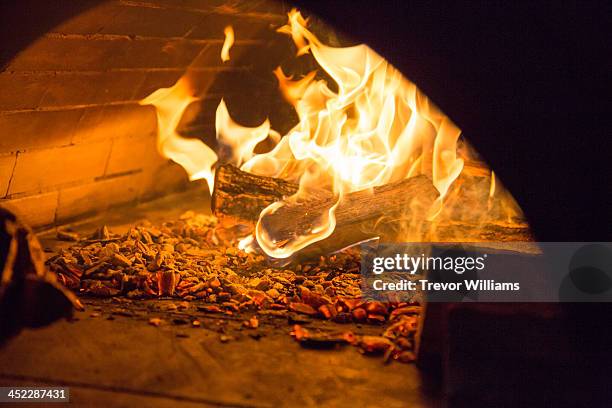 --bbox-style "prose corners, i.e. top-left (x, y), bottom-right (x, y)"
top-left (0, 0), bottom-right (290, 229)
